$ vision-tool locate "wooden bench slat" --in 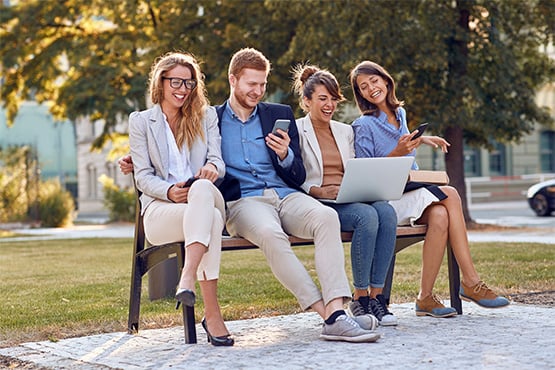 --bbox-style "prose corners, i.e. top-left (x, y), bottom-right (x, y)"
top-left (221, 225), bottom-right (429, 250)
